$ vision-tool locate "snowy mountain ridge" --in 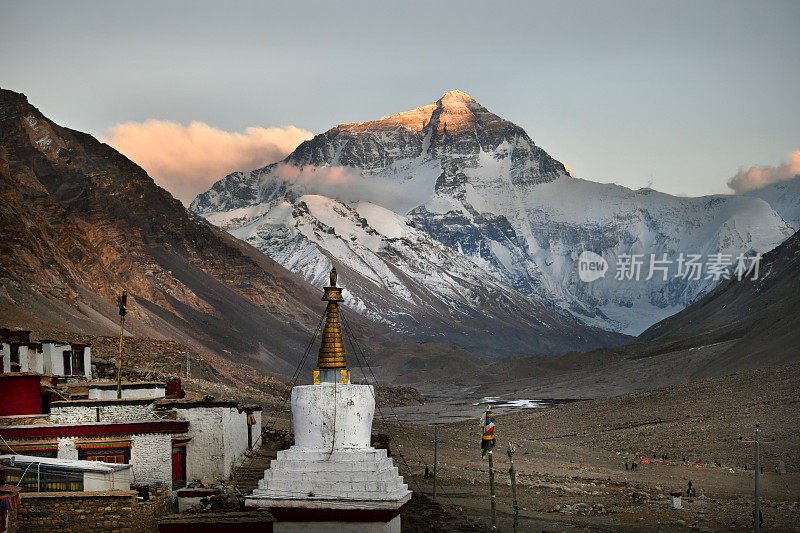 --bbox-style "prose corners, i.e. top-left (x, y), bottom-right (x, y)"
top-left (191, 90), bottom-right (797, 336)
